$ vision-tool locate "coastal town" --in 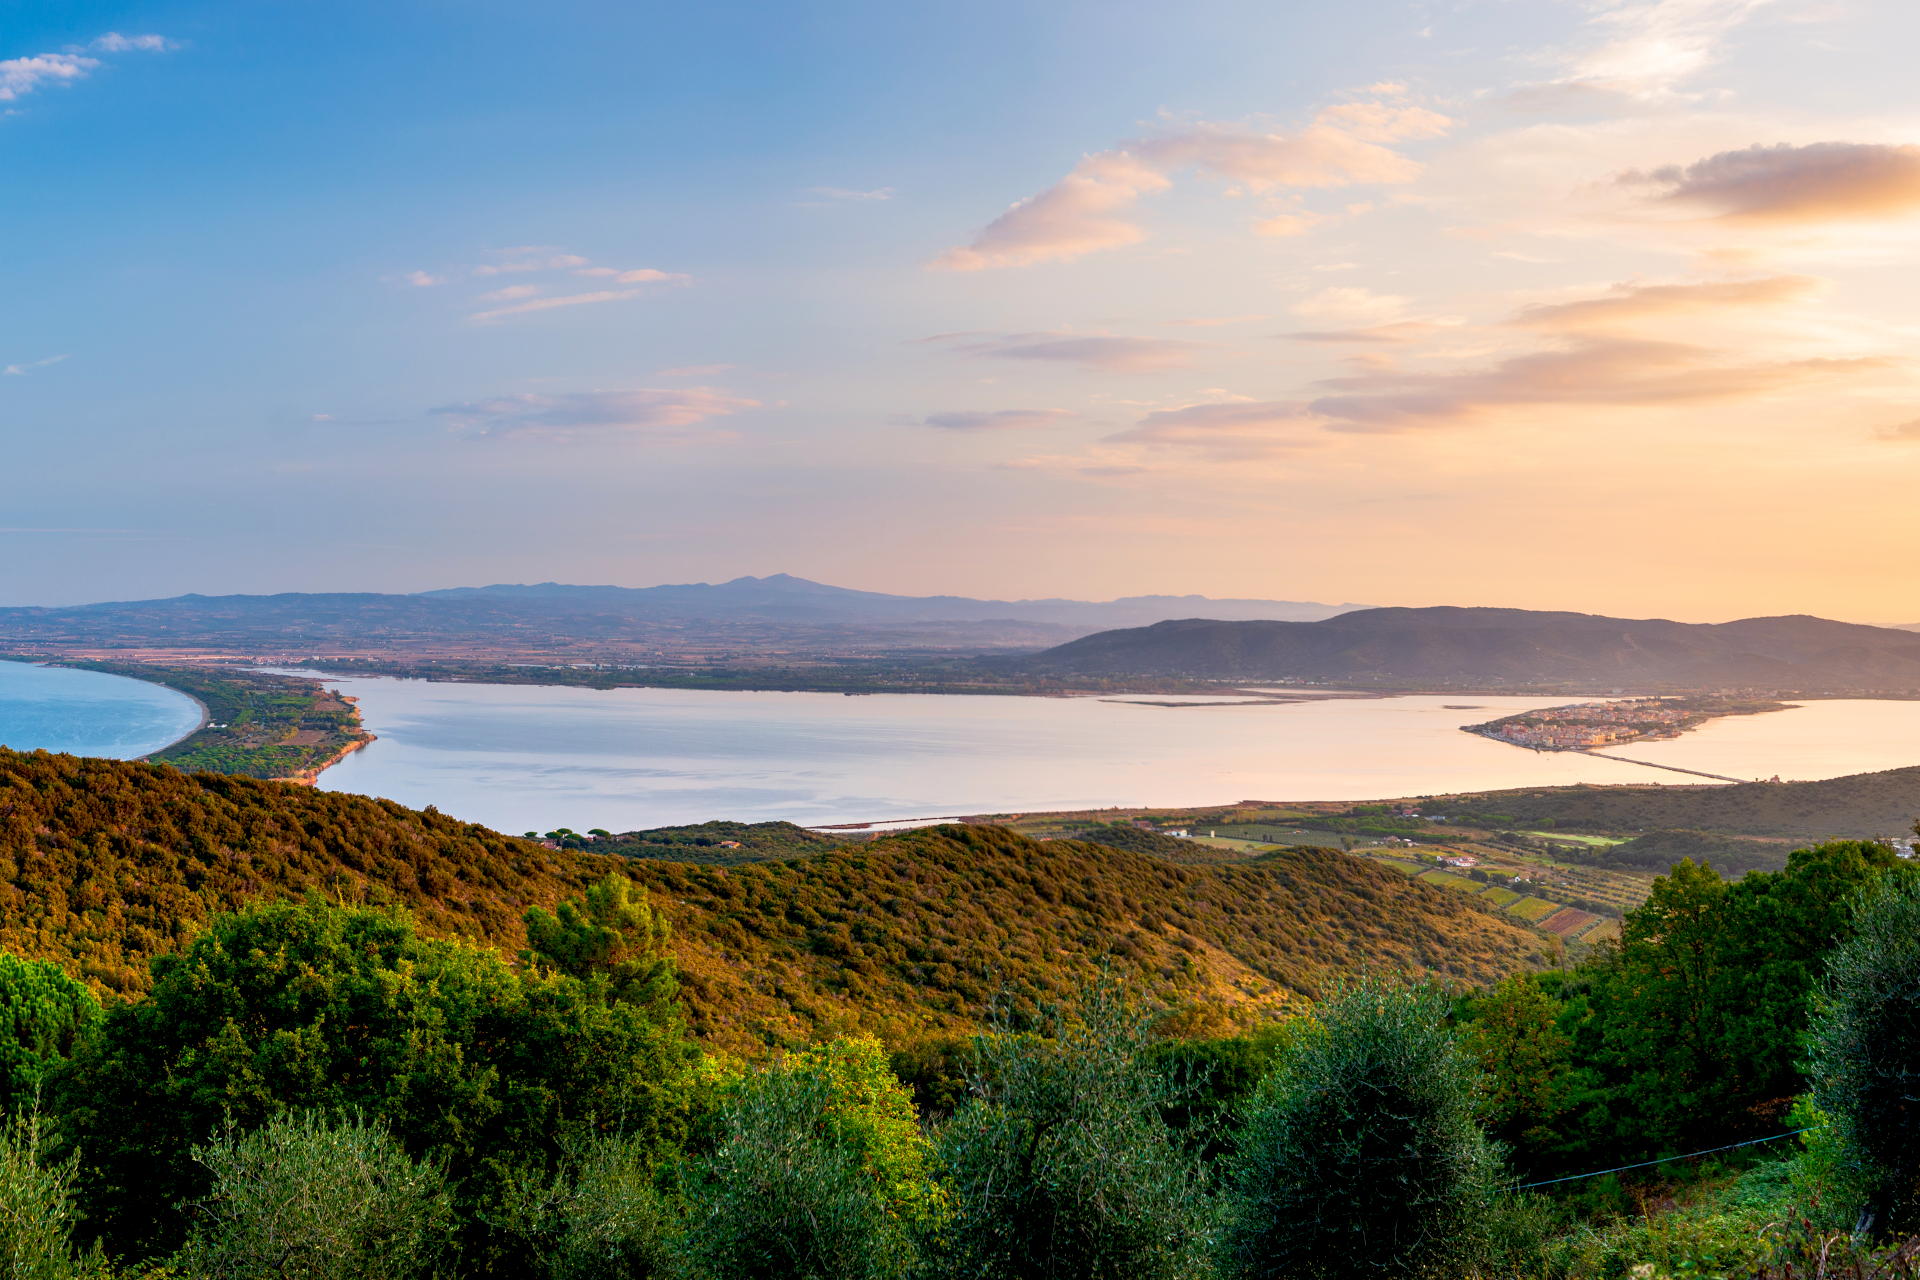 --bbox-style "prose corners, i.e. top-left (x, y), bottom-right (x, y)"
top-left (1460, 695), bottom-right (1788, 751)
